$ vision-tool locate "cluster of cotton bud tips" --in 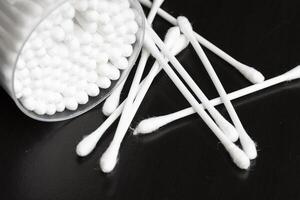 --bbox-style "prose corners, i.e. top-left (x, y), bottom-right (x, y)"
top-left (13, 0), bottom-right (139, 115)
